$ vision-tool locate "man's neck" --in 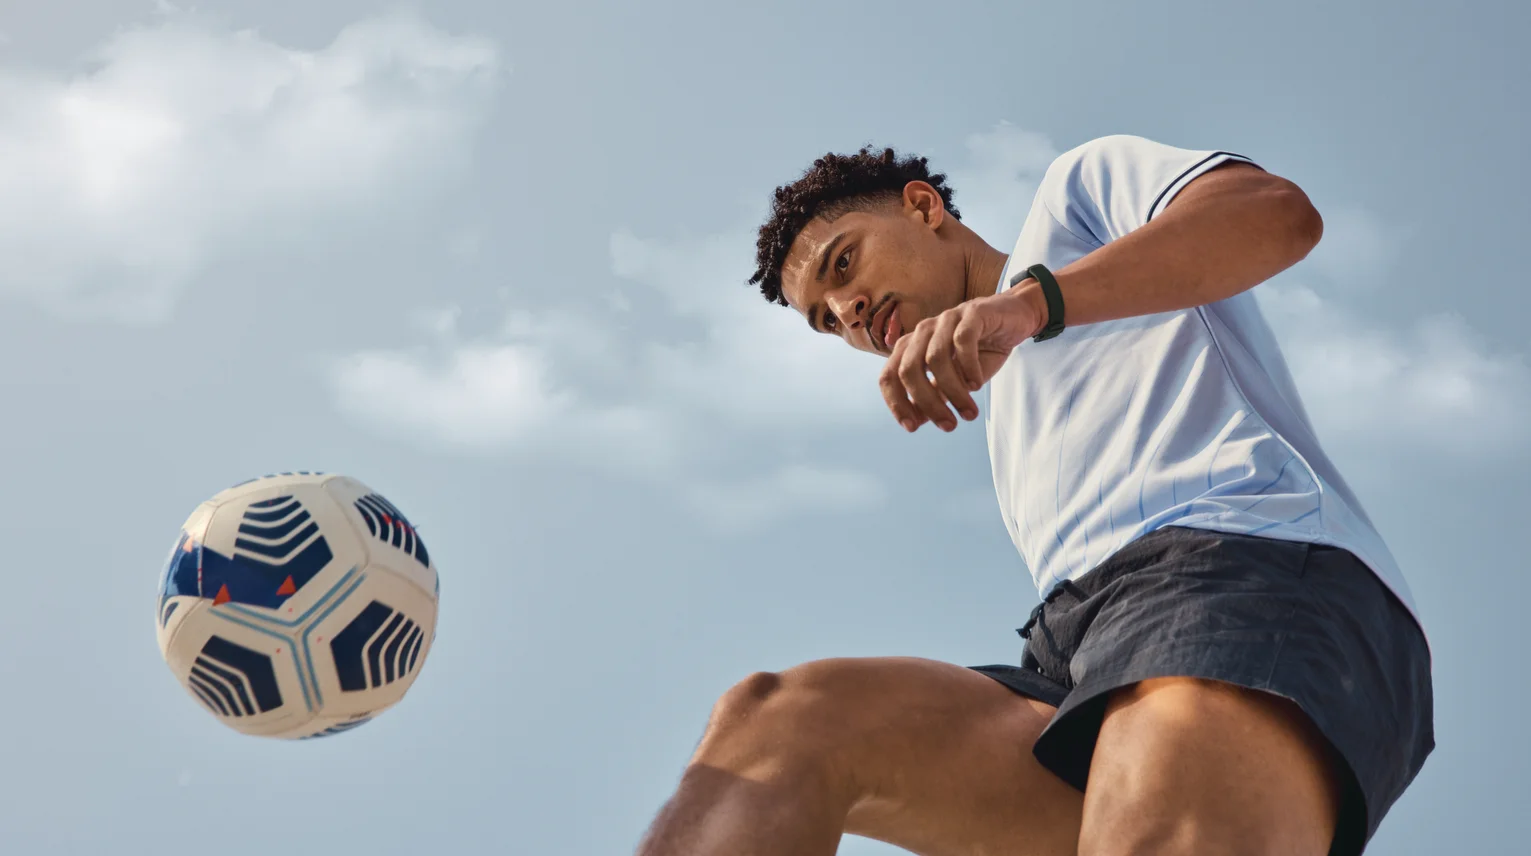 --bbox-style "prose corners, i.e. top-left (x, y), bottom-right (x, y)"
top-left (963, 241), bottom-right (1011, 303)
